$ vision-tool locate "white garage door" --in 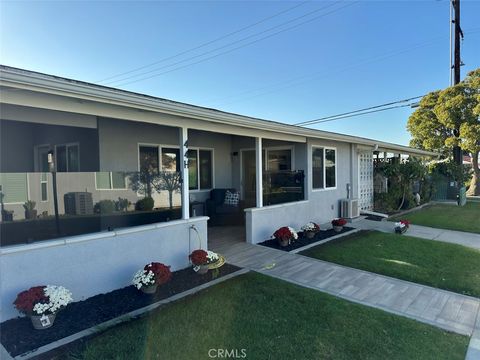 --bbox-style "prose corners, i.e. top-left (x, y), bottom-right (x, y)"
top-left (358, 152), bottom-right (374, 211)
